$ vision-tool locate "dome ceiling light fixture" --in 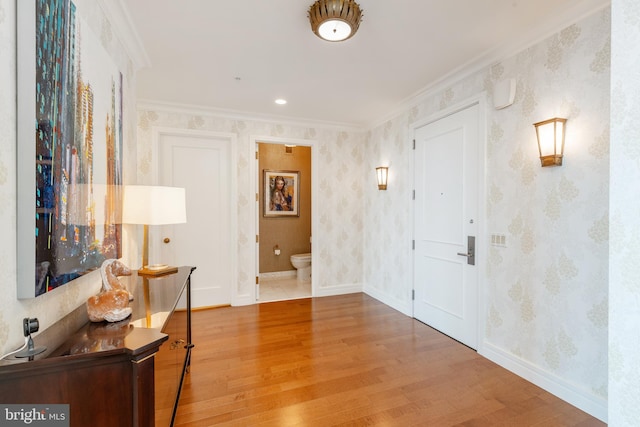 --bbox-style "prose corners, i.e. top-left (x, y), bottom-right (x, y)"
top-left (308, 0), bottom-right (363, 42)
